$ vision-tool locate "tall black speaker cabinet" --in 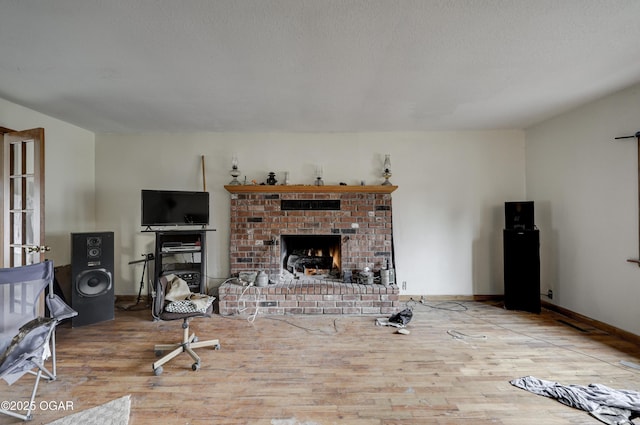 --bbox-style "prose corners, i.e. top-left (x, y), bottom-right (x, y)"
top-left (503, 229), bottom-right (540, 313)
top-left (71, 231), bottom-right (115, 327)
